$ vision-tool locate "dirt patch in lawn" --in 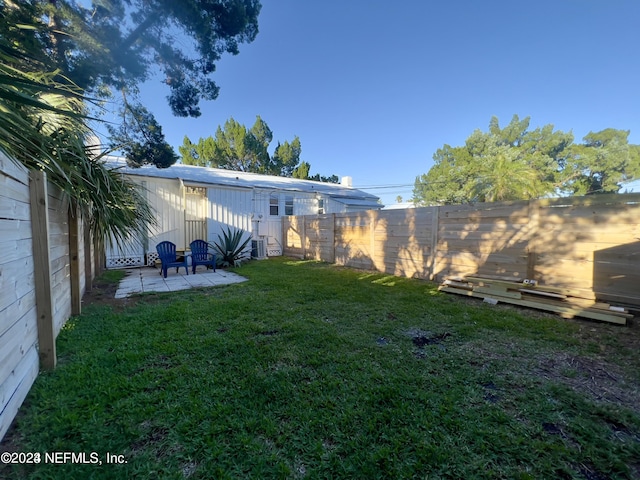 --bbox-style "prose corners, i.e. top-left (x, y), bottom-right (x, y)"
top-left (463, 328), bottom-right (640, 416)
top-left (451, 295), bottom-right (640, 413)
top-left (534, 351), bottom-right (640, 415)
top-left (82, 276), bottom-right (132, 311)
